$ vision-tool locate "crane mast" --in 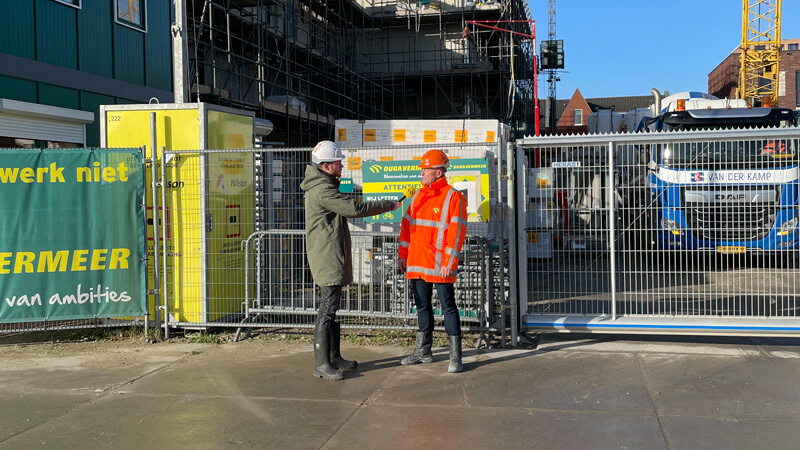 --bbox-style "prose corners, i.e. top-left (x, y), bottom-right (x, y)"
top-left (546, 0), bottom-right (557, 132)
top-left (739, 0), bottom-right (782, 106)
